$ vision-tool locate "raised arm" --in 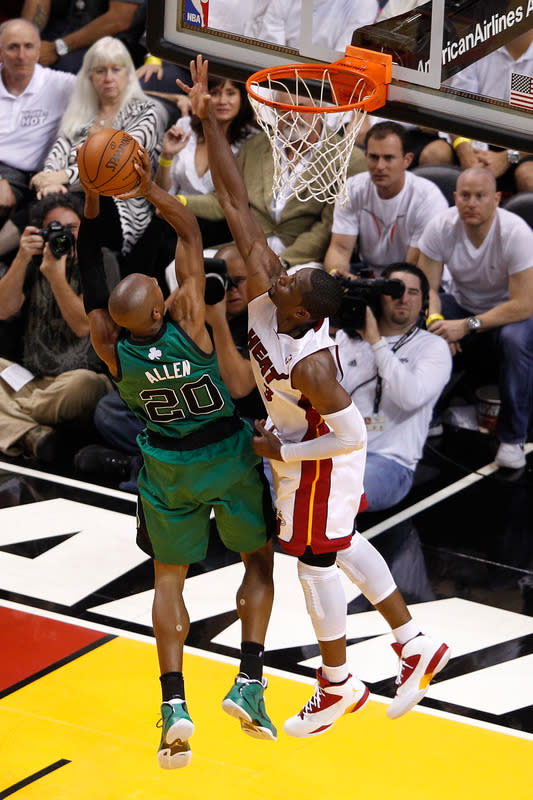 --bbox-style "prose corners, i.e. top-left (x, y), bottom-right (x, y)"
top-left (179, 55), bottom-right (283, 300)
top-left (76, 190), bottom-right (121, 377)
top-left (121, 146), bottom-right (209, 346)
